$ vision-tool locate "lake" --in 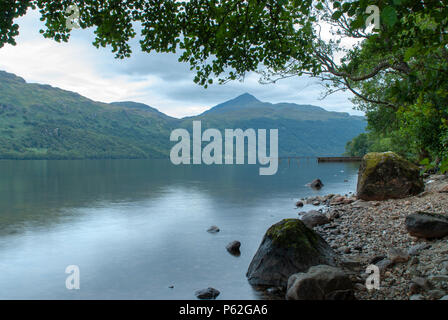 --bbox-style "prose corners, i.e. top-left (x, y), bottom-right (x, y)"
top-left (0, 159), bottom-right (359, 299)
